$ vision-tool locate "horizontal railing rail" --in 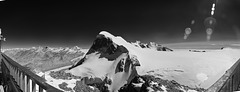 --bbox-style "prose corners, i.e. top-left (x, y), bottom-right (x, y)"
top-left (207, 58), bottom-right (240, 92)
top-left (1, 53), bottom-right (63, 92)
